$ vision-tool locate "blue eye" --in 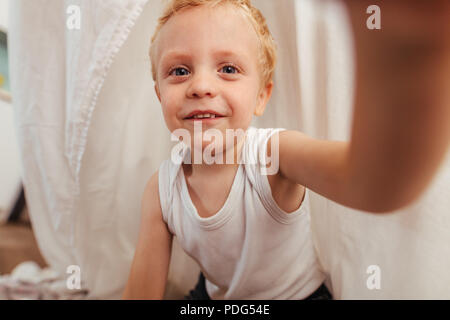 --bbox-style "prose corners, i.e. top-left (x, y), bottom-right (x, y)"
top-left (170, 67), bottom-right (190, 76)
top-left (221, 65), bottom-right (238, 74)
